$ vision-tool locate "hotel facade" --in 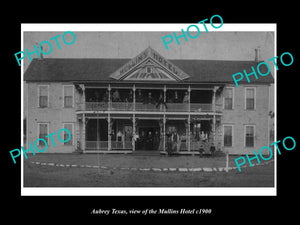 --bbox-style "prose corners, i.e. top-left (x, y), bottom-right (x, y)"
top-left (24, 47), bottom-right (274, 155)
